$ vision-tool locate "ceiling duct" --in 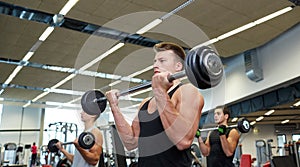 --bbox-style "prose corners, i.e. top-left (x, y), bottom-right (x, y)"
top-left (244, 48), bottom-right (264, 82)
top-left (289, 0), bottom-right (300, 6)
top-left (274, 123), bottom-right (300, 133)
